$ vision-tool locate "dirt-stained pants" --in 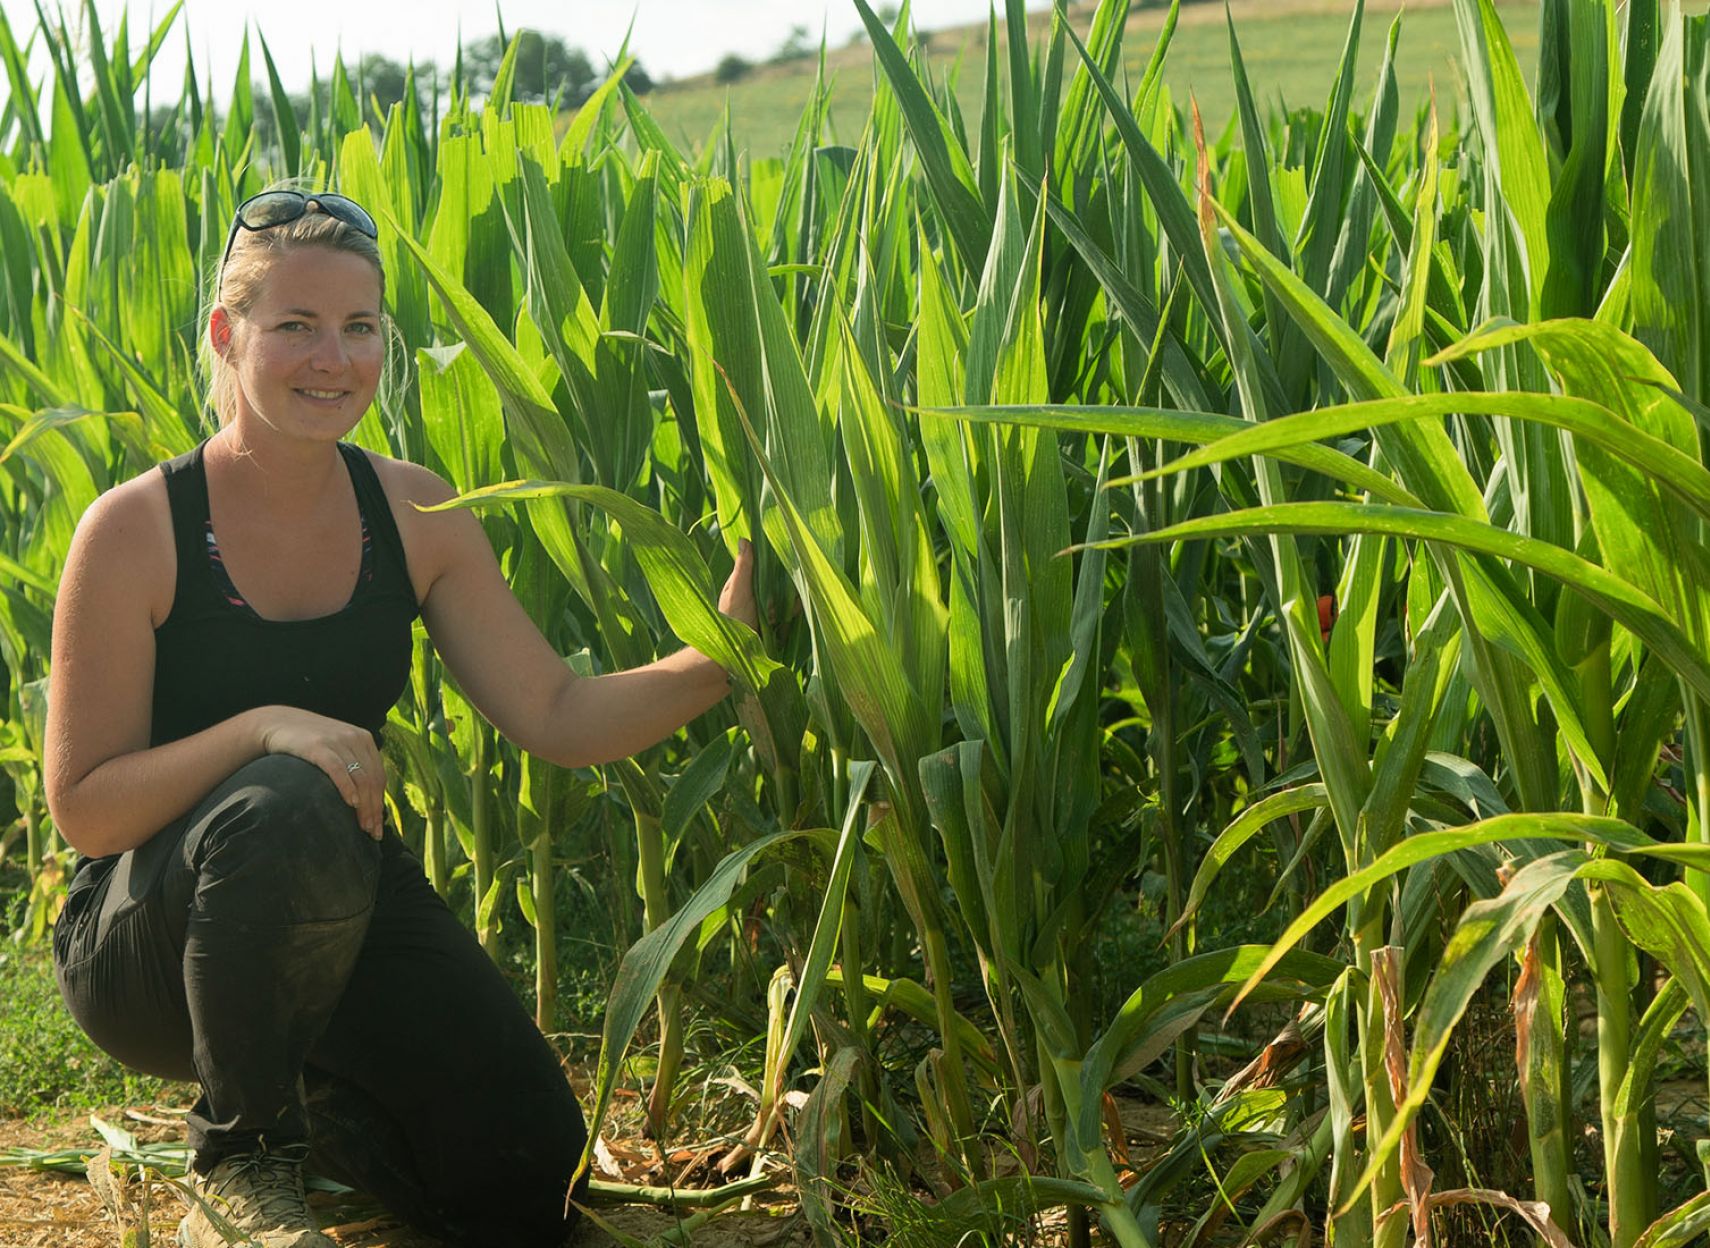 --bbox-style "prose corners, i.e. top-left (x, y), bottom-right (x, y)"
top-left (53, 754), bottom-right (588, 1248)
